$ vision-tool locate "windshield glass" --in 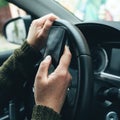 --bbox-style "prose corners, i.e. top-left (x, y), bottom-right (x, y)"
top-left (55, 0), bottom-right (120, 21)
